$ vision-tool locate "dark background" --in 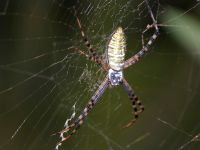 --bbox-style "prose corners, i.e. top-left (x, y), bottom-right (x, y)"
top-left (0, 0), bottom-right (200, 150)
